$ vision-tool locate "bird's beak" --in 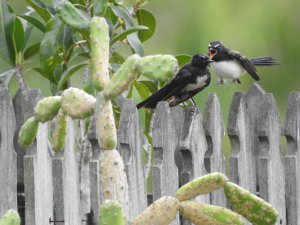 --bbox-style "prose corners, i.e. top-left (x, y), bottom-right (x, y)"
top-left (208, 49), bottom-right (216, 59)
